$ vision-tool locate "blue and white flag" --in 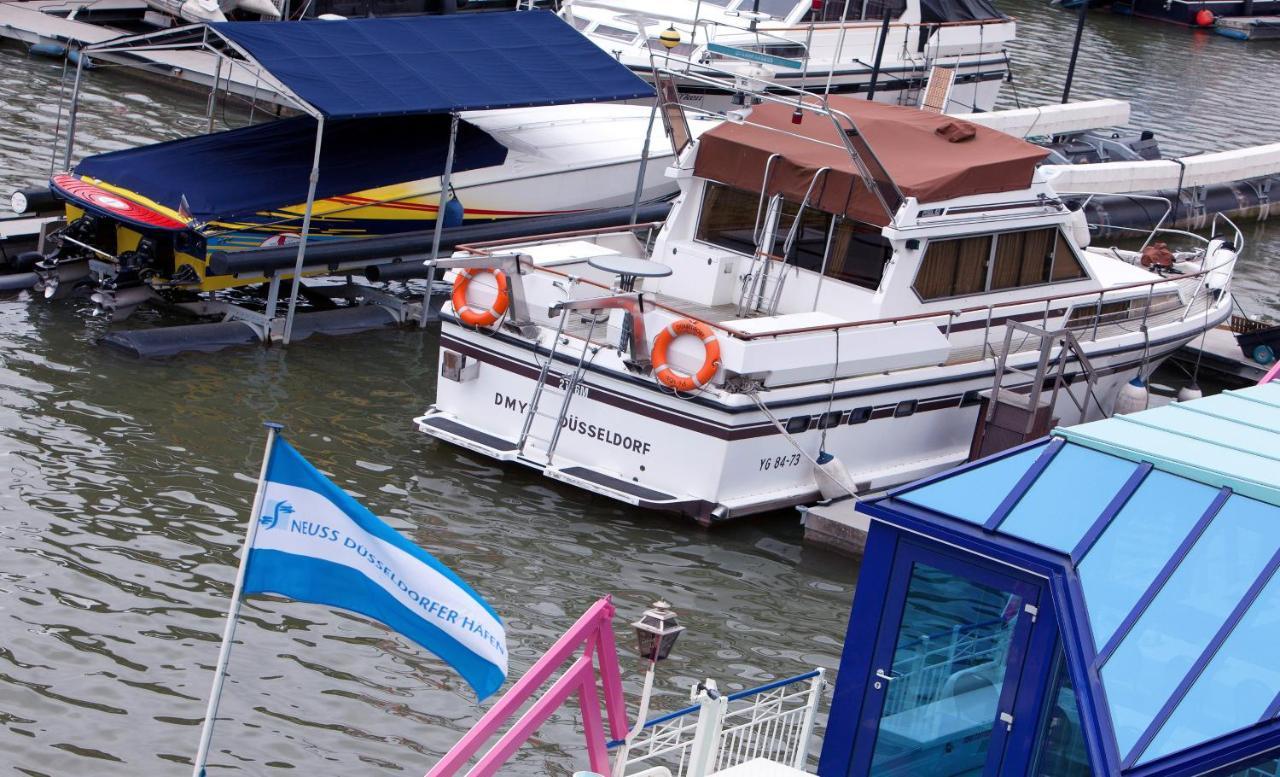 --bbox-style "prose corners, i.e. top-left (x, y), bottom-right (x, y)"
top-left (243, 437), bottom-right (507, 700)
